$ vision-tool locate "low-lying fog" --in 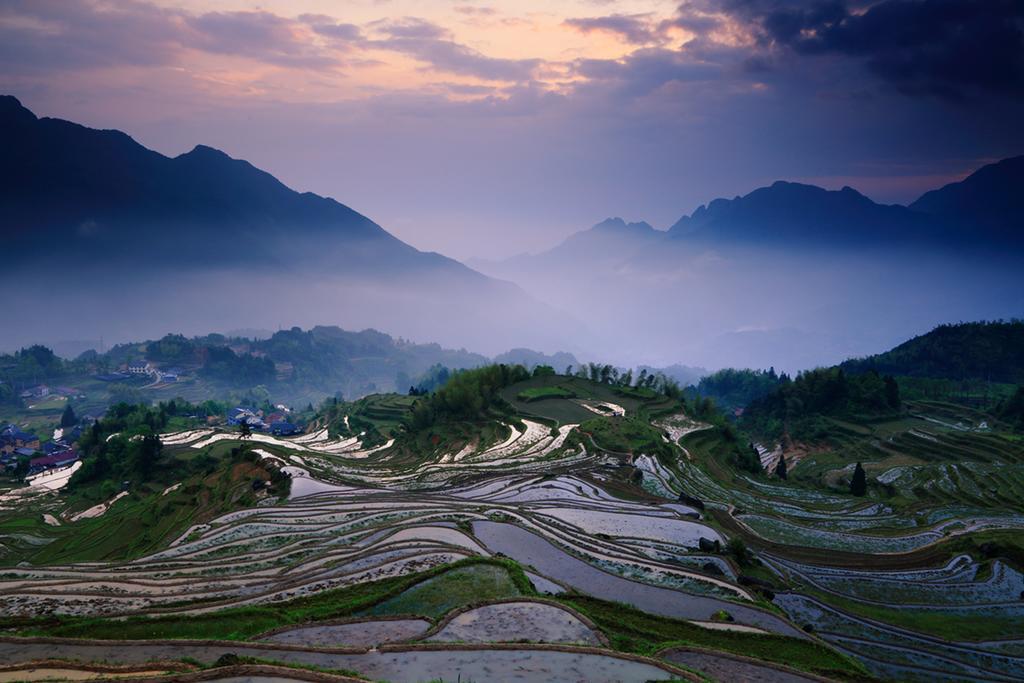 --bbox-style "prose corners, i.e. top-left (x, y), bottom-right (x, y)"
top-left (3, 243), bottom-right (1021, 372)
